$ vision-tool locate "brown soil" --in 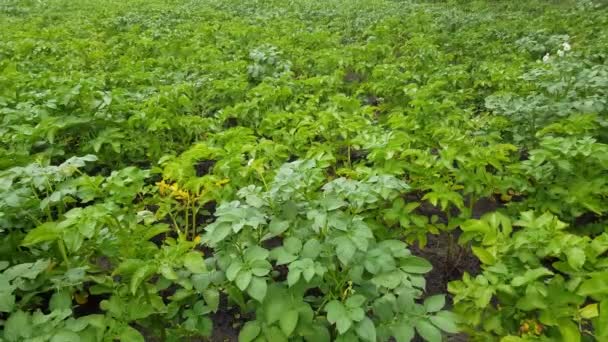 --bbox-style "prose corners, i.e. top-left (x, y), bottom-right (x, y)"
top-left (209, 294), bottom-right (251, 342)
top-left (410, 232), bottom-right (479, 342)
